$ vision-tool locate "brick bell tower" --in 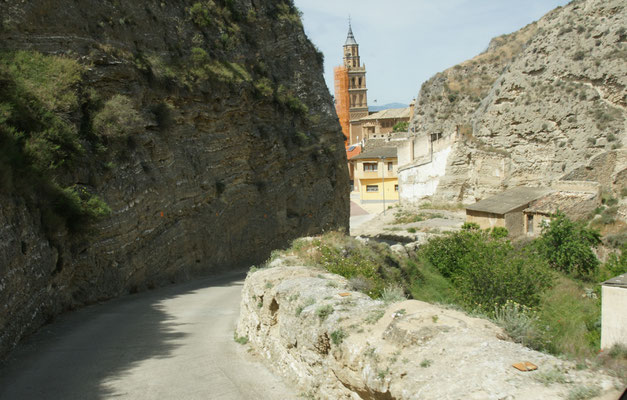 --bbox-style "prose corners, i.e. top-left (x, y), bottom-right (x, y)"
top-left (343, 21), bottom-right (368, 144)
